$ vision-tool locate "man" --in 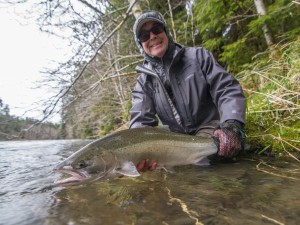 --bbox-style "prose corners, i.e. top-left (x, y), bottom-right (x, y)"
top-left (129, 11), bottom-right (246, 171)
